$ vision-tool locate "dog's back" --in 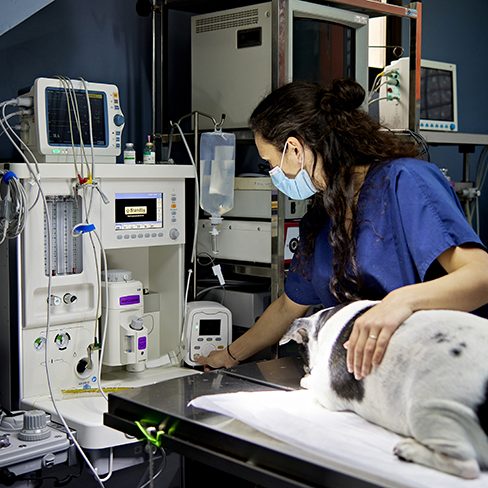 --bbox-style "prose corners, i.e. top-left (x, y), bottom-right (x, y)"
top-left (282, 301), bottom-right (488, 478)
